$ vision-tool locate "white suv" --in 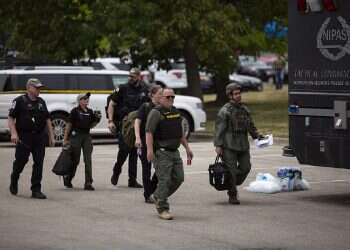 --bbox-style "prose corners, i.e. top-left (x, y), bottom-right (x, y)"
top-left (0, 69), bottom-right (206, 143)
